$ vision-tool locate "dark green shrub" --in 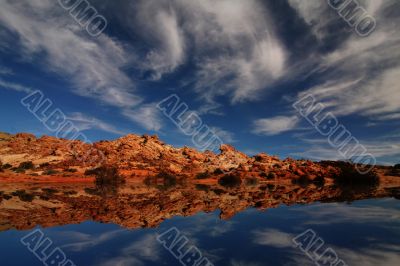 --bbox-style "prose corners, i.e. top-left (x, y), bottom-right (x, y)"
top-left (195, 184), bottom-right (210, 191)
top-left (144, 172), bottom-right (176, 190)
top-left (267, 184), bottom-right (276, 191)
top-left (94, 166), bottom-right (125, 186)
top-left (212, 188), bottom-right (225, 195)
top-left (333, 162), bottom-right (379, 187)
top-left (84, 168), bottom-right (98, 176)
top-left (40, 162), bottom-right (50, 168)
top-left (3, 194), bottom-right (12, 200)
top-left (19, 193), bottom-right (35, 202)
top-left (82, 166), bottom-right (126, 197)
top-left (313, 176), bottom-right (325, 187)
top-left (42, 188), bottom-right (58, 194)
top-left (39, 195), bottom-right (50, 200)
top-left (218, 174), bottom-right (242, 188)
top-left (19, 161), bottom-right (34, 170)
top-left (43, 169), bottom-right (59, 175)
top-left (291, 175), bottom-right (311, 188)
top-left (84, 188), bottom-right (99, 196)
top-left (267, 172), bottom-right (277, 180)
top-left (11, 190), bottom-right (35, 202)
top-left (259, 172), bottom-right (267, 178)
top-left (63, 190), bottom-right (78, 196)
top-left (213, 168), bottom-right (224, 175)
top-left (2, 163), bottom-right (12, 169)
top-left (196, 171), bottom-right (210, 179)
top-left (64, 168), bottom-right (78, 173)
top-left (394, 164), bottom-right (400, 169)
top-left (14, 168), bottom-right (25, 173)
top-left (245, 177), bottom-right (258, 186)
top-left (331, 162), bottom-right (380, 200)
